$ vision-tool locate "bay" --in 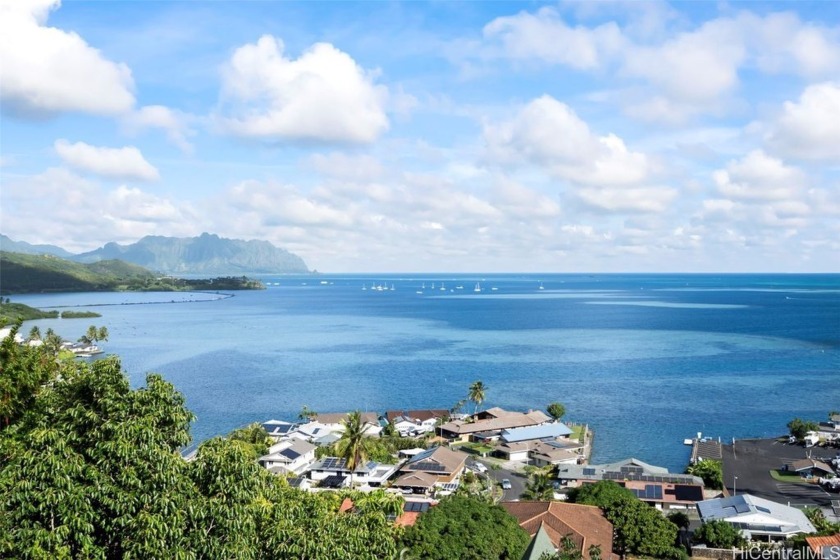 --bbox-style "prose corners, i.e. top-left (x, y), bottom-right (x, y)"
top-left (13, 273), bottom-right (840, 472)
